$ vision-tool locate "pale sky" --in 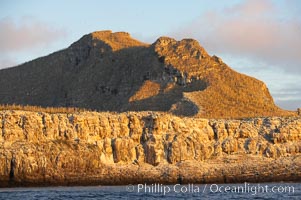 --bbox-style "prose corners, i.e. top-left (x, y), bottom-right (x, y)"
top-left (0, 0), bottom-right (300, 110)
